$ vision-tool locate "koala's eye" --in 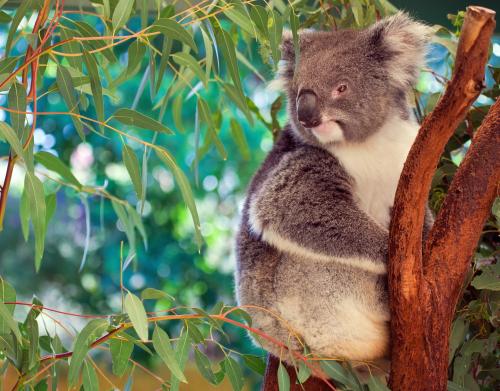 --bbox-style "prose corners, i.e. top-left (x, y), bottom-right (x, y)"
top-left (337, 84), bottom-right (347, 93)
